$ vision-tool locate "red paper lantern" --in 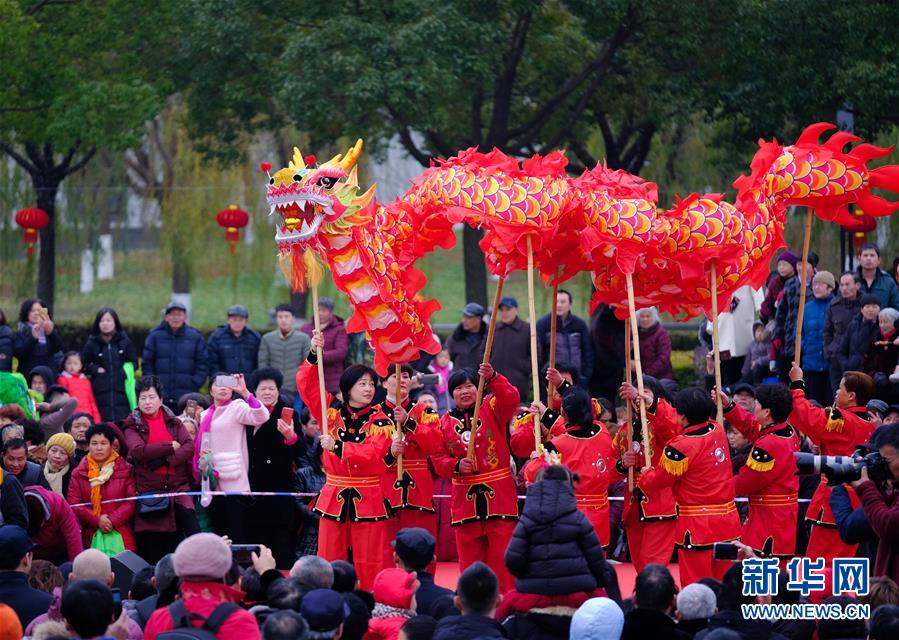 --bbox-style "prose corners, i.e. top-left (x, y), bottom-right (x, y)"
top-left (215, 204), bottom-right (250, 254)
top-left (839, 208), bottom-right (877, 251)
top-left (14, 207), bottom-right (49, 257)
